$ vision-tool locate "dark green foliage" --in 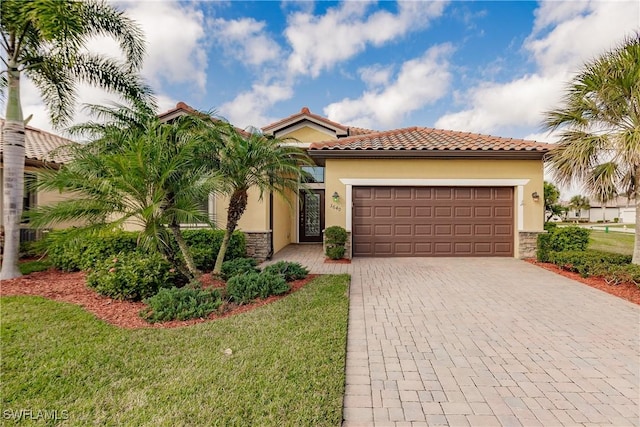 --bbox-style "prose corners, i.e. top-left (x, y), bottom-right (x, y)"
top-left (324, 225), bottom-right (348, 260)
top-left (45, 229), bottom-right (138, 271)
top-left (226, 272), bottom-right (290, 304)
top-left (87, 252), bottom-right (182, 301)
top-left (543, 222), bottom-right (558, 232)
top-left (536, 226), bottom-right (590, 262)
top-left (262, 261), bottom-right (309, 282)
top-left (140, 287), bottom-right (222, 323)
top-left (548, 250), bottom-right (631, 277)
top-left (182, 229), bottom-right (246, 271)
top-left (603, 264), bottom-right (640, 286)
top-left (220, 257), bottom-right (260, 281)
top-left (324, 226), bottom-right (347, 245)
top-left (19, 239), bottom-right (47, 258)
top-left (326, 245), bottom-right (346, 260)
